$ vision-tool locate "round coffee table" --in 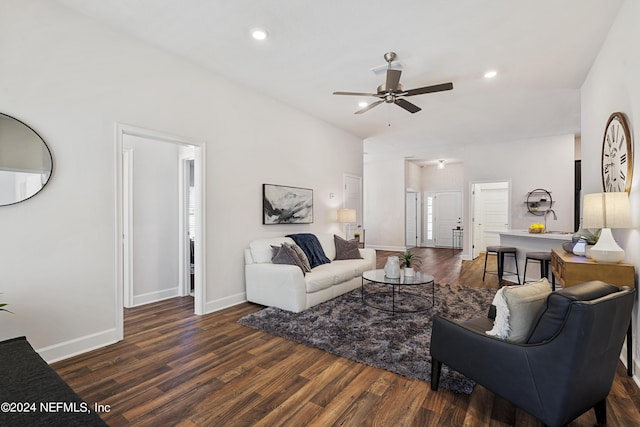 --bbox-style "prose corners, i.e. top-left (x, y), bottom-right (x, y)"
top-left (361, 269), bottom-right (435, 314)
